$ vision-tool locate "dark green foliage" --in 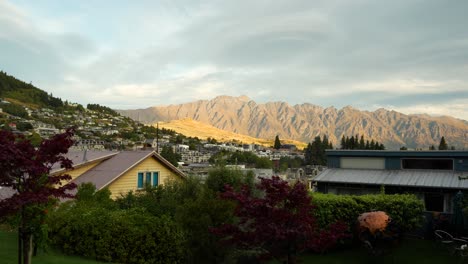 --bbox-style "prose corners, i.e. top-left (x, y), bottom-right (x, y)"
top-left (174, 188), bottom-right (236, 263)
top-left (86, 104), bottom-right (118, 116)
top-left (0, 102), bottom-right (28, 118)
top-left (75, 183), bottom-right (116, 210)
top-left (429, 145), bottom-right (436, 150)
top-left (279, 156), bottom-right (304, 172)
top-left (48, 184), bottom-right (185, 264)
top-left (205, 165), bottom-right (255, 193)
top-left (16, 122), bottom-right (33, 131)
top-left (116, 173), bottom-right (243, 263)
top-left (340, 134), bottom-right (385, 150)
top-left (160, 145), bottom-right (181, 166)
top-left (438, 136), bottom-right (448, 150)
top-left (206, 137), bottom-right (218, 144)
top-left (48, 206), bottom-right (185, 264)
top-left (304, 135), bottom-right (332, 165)
top-left (312, 193), bottom-right (424, 233)
top-left (0, 71), bottom-right (64, 109)
top-left (274, 135), bottom-right (281, 149)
